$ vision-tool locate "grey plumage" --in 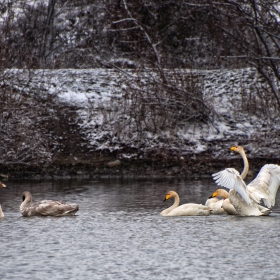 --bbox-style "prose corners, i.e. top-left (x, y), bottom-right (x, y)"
top-left (20, 191), bottom-right (79, 217)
